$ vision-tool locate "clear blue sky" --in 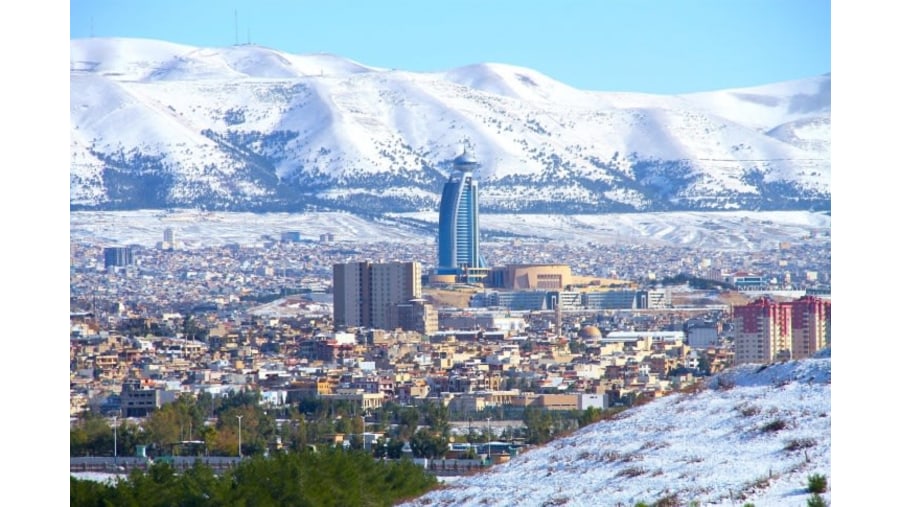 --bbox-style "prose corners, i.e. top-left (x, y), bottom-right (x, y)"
top-left (69, 0), bottom-right (830, 94)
